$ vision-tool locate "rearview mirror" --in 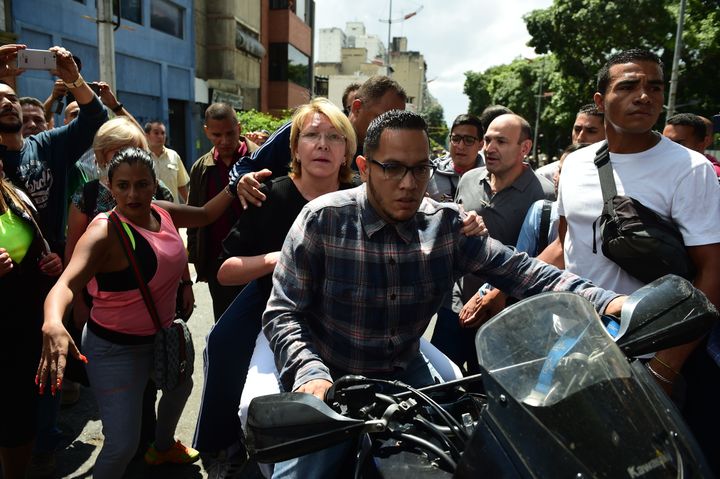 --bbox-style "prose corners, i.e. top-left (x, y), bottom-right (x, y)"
top-left (246, 392), bottom-right (365, 463)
